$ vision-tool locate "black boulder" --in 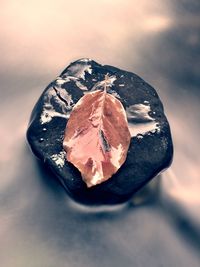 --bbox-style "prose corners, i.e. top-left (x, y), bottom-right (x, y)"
top-left (27, 58), bottom-right (173, 205)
